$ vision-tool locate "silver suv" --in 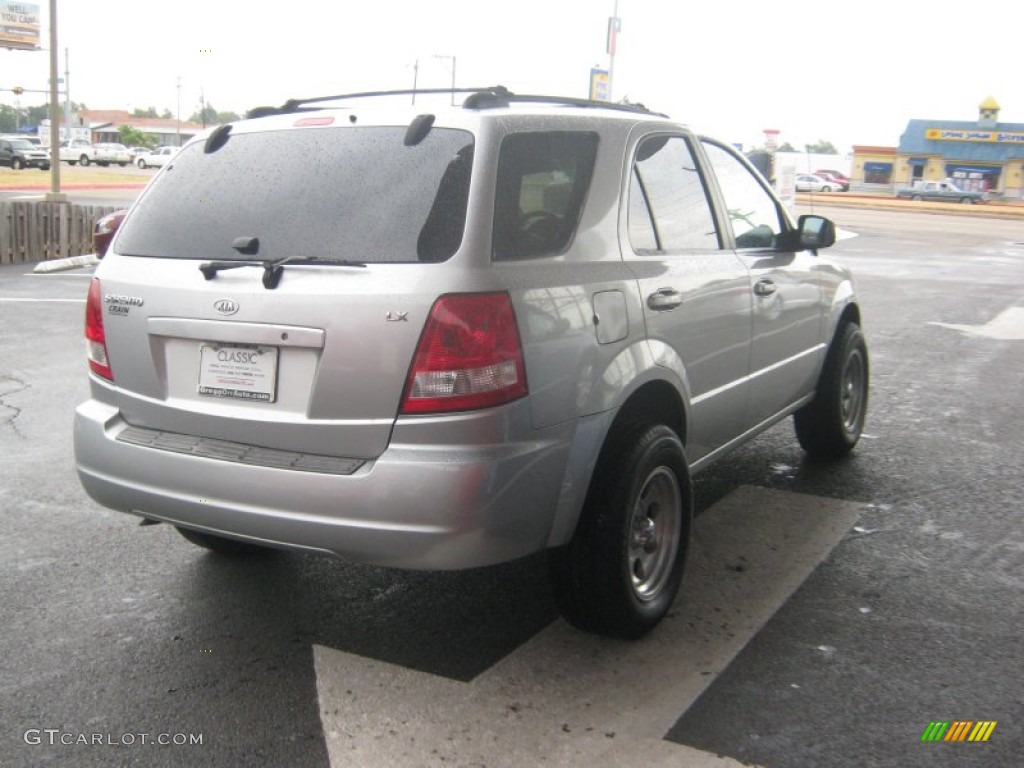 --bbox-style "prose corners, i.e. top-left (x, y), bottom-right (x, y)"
top-left (74, 87), bottom-right (868, 638)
